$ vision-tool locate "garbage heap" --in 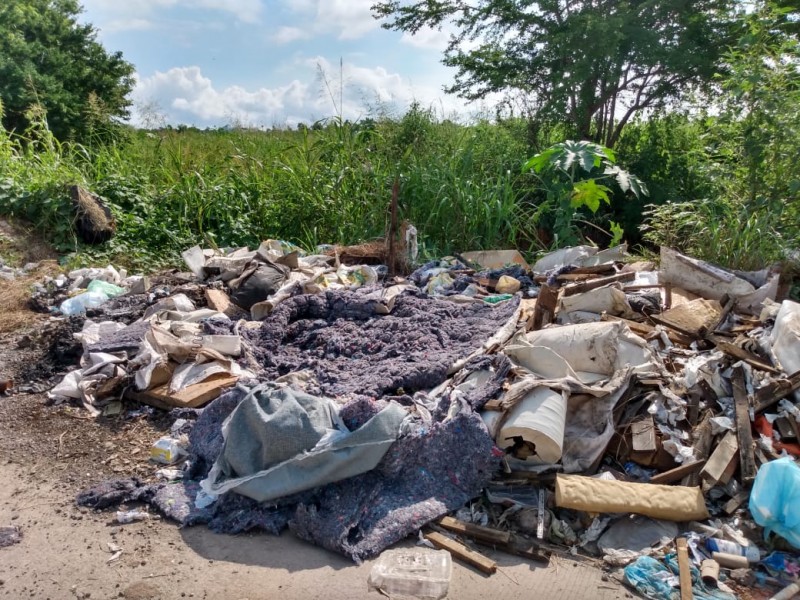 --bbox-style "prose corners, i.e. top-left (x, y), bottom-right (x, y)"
top-left (41, 240), bottom-right (800, 597)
